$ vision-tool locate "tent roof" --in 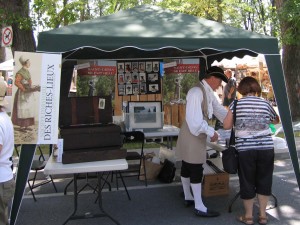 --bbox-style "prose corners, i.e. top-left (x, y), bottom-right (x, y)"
top-left (0, 59), bottom-right (14, 71)
top-left (36, 5), bottom-right (300, 189)
top-left (37, 5), bottom-right (279, 61)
